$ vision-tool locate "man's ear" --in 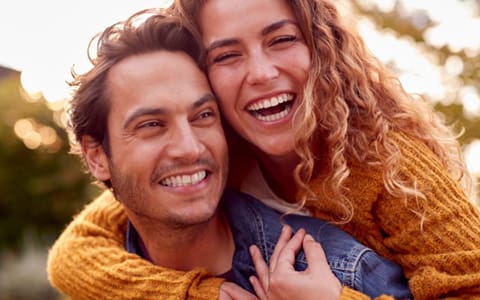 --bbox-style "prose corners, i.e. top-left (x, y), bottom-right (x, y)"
top-left (81, 135), bottom-right (111, 182)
